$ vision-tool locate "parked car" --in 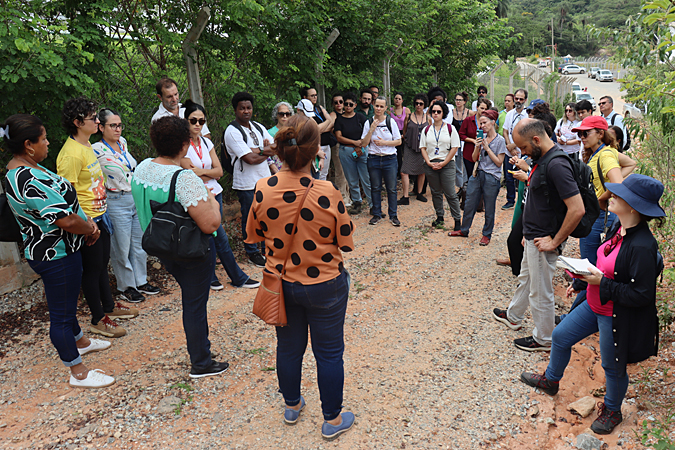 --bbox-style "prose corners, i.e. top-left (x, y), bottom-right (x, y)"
top-left (572, 82), bottom-right (582, 94)
top-left (538, 61), bottom-right (547, 68)
top-left (623, 102), bottom-right (647, 119)
top-left (588, 67), bottom-right (600, 78)
top-left (574, 92), bottom-right (596, 111)
top-left (562, 65), bottom-right (586, 75)
top-left (557, 63), bottom-right (574, 73)
top-left (597, 70), bottom-right (614, 82)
